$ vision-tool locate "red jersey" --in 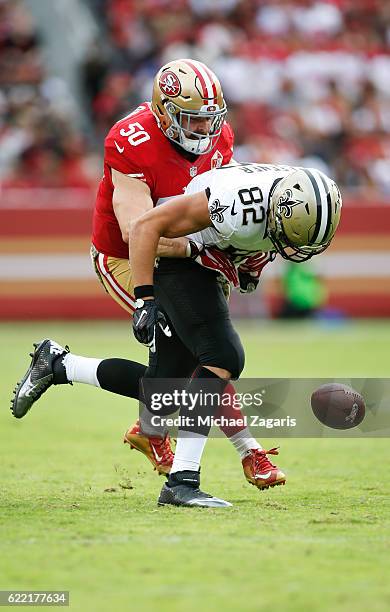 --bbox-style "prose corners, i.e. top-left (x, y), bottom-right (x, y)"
top-left (92, 102), bottom-right (234, 258)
